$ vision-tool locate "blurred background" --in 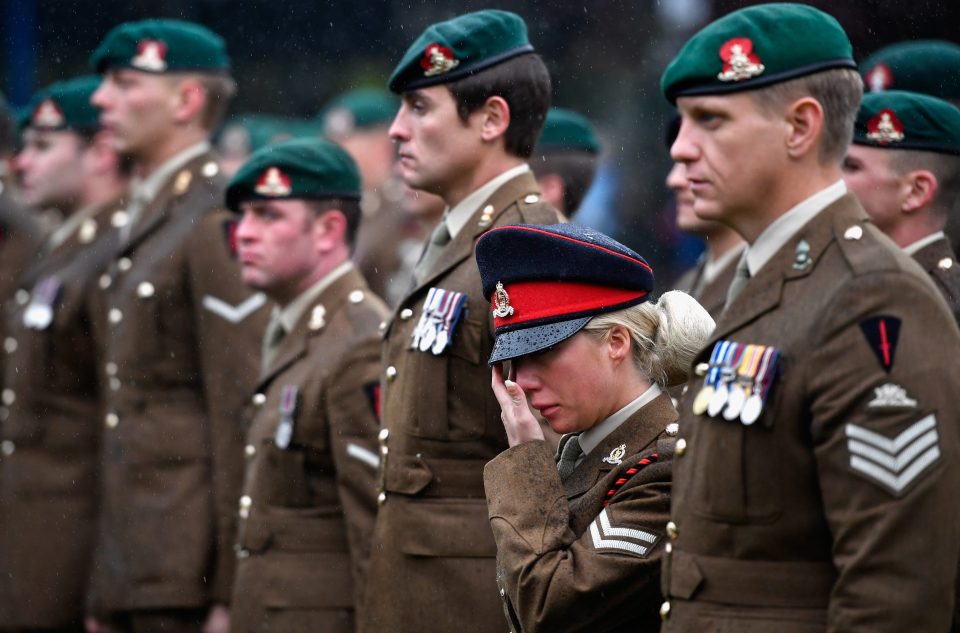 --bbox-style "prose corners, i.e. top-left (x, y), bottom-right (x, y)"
top-left (4, 0), bottom-right (958, 283)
